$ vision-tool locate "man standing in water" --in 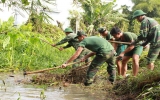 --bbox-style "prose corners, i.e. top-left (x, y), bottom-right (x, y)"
top-left (62, 31), bottom-right (116, 86)
top-left (52, 28), bottom-right (90, 68)
top-left (132, 10), bottom-right (160, 70)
